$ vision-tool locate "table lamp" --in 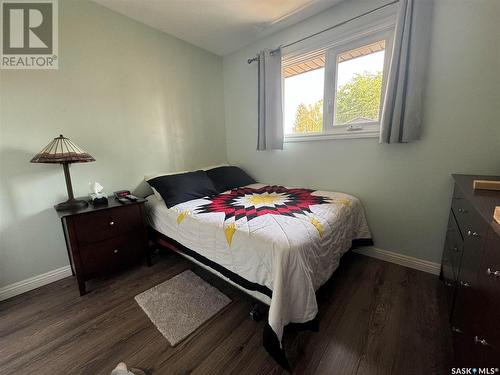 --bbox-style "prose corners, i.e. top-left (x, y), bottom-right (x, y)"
top-left (30, 134), bottom-right (95, 211)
